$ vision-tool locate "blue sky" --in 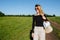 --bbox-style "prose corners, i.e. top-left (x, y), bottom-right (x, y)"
top-left (0, 0), bottom-right (60, 16)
